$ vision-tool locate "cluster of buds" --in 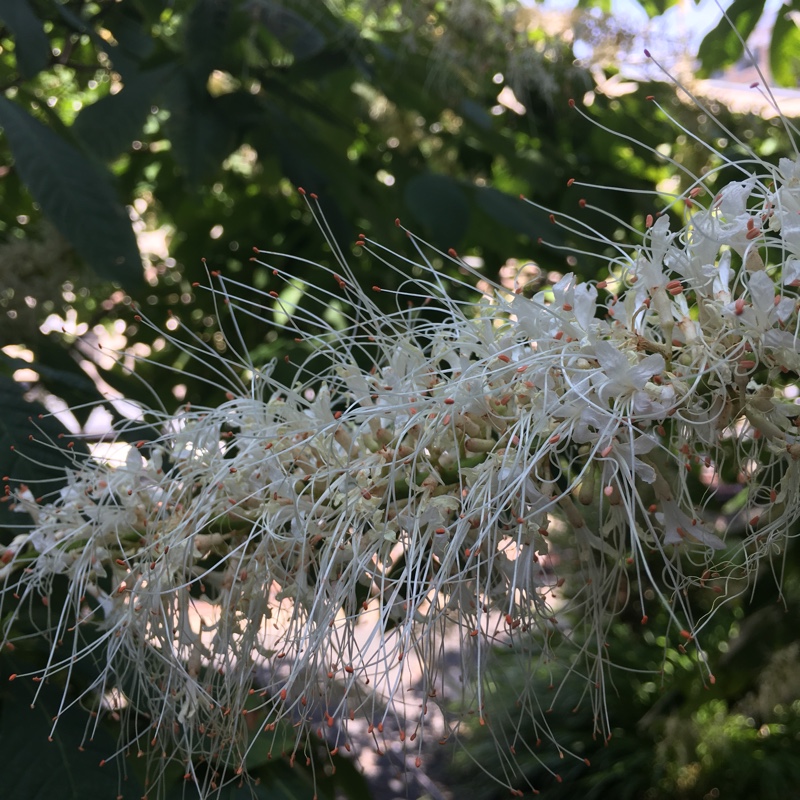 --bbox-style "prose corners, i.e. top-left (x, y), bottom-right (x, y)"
top-left (3, 96), bottom-right (800, 796)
